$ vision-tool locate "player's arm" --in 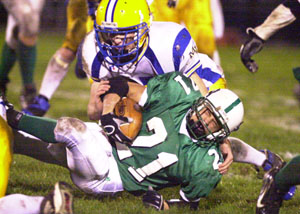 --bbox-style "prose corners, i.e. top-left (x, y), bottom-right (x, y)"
top-left (240, 1), bottom-right (298, 73)
top-left (87, 80), bottom-right (110, 120)
top-left (190, 73), bottom-right (208, 96)
top-left (218, 138), bottom-right (233, 174)
top-left (88, 77), bottom-right (145, 119)
top-left (251, 3), bottom-right (297, 42)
